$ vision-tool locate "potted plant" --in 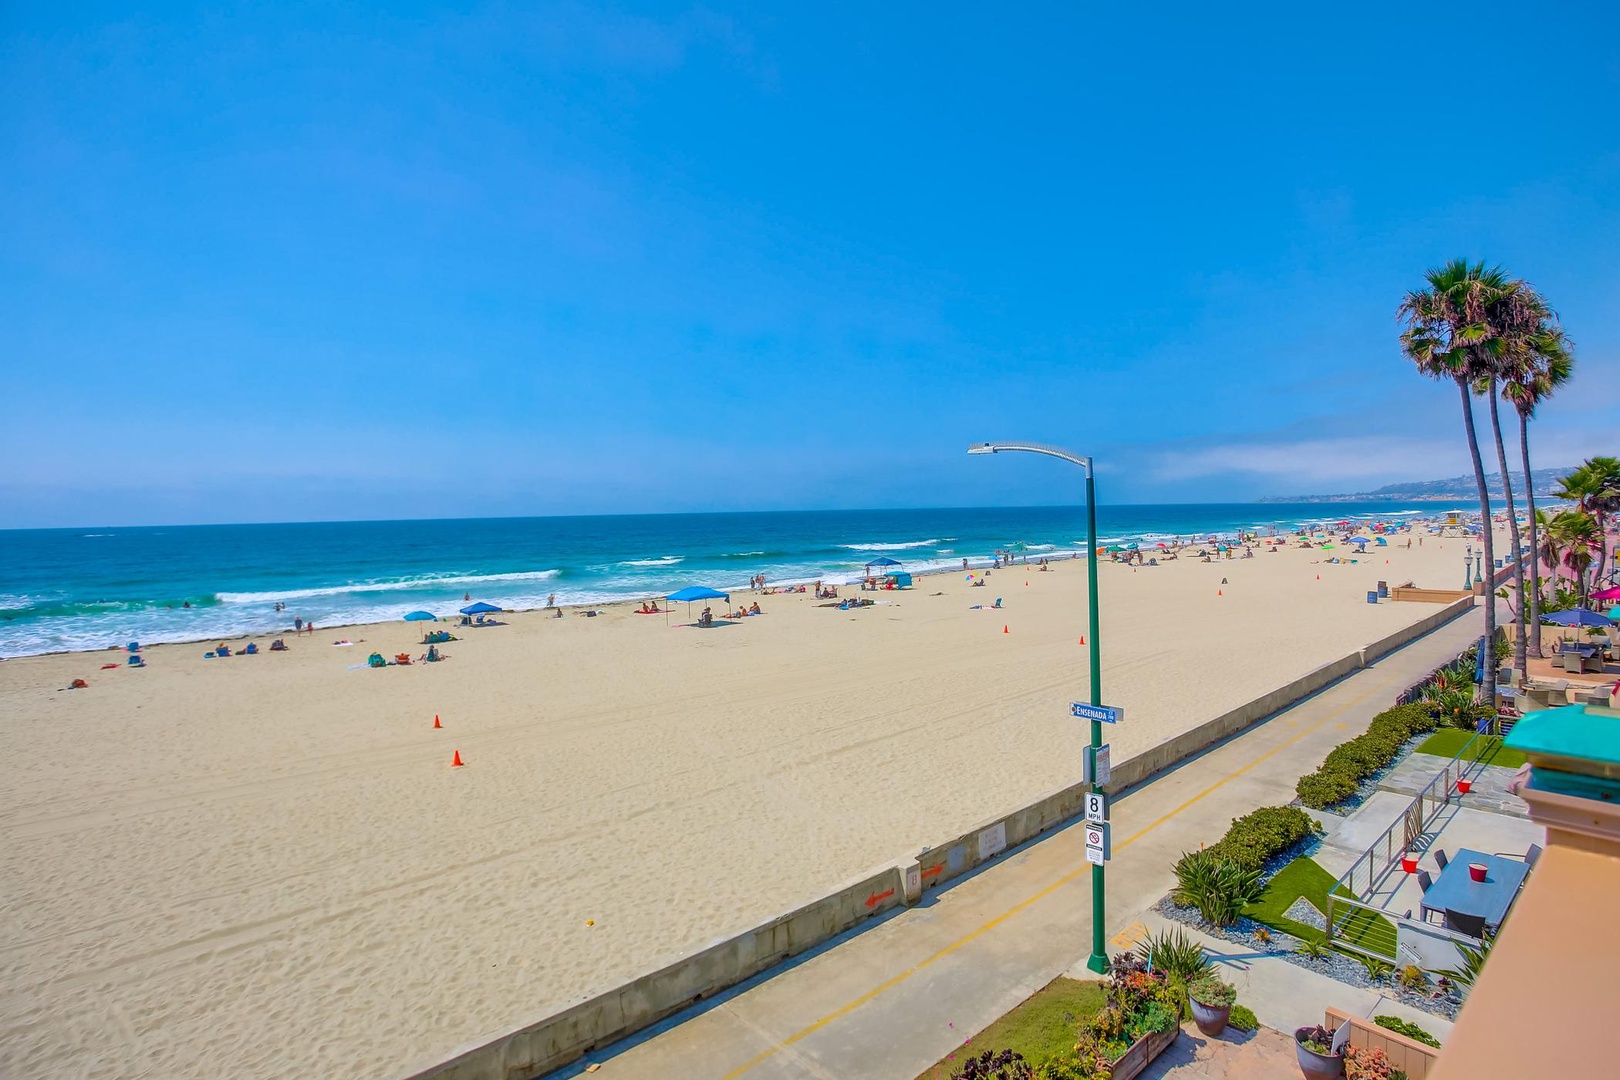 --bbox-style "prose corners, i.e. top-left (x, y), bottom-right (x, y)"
top-left (1294, 1024), bottom-right (1344, 1079)
top-left (1187, 974), bottom-right (1236, 1036)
